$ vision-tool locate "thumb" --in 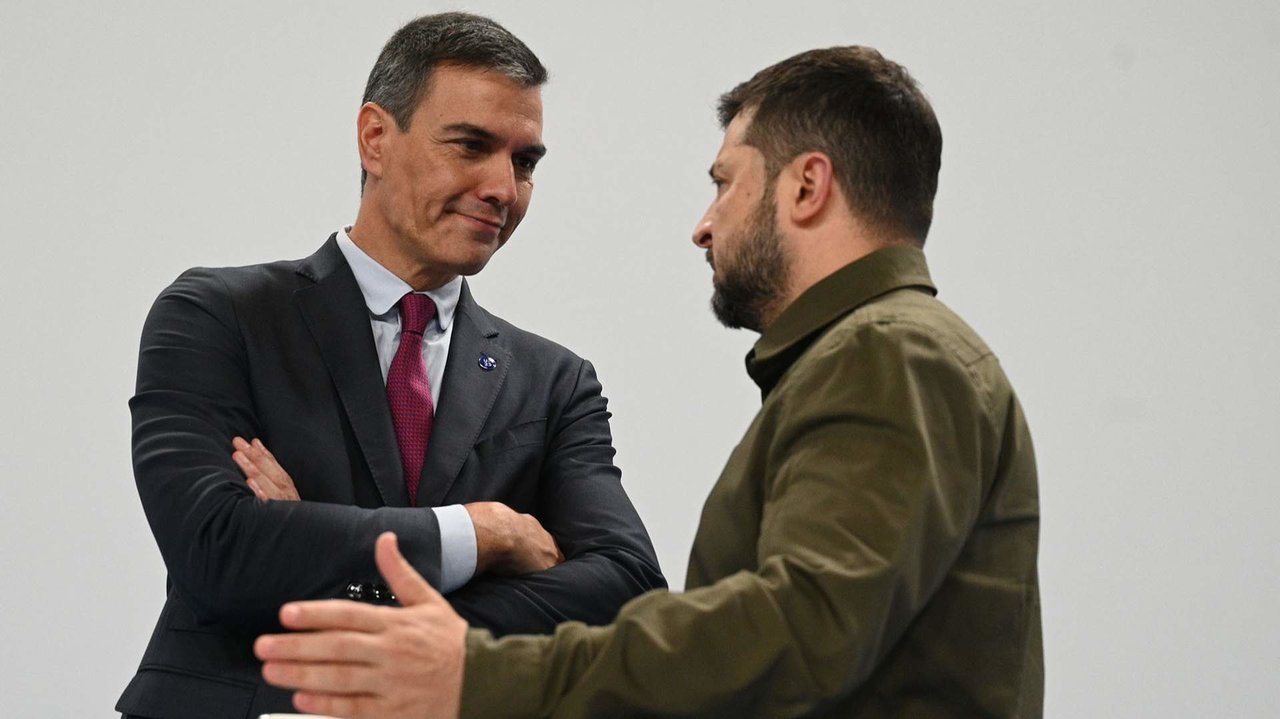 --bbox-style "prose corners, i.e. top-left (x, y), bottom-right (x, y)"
top-left (375, 531), bottom-right (442, 607)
